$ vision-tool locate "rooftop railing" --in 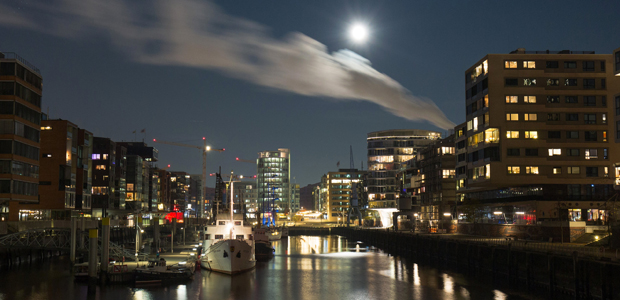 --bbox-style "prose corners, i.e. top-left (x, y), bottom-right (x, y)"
top-left (0, 52), bottom-right (41, 75)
